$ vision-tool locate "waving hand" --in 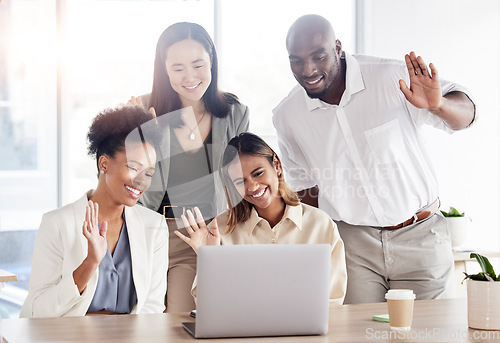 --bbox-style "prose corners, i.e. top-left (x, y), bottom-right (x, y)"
top-left (399, 51), bottom-right (442, 110)
top-left (82, 200), bottom-right (108, 265)
top-left (175, 207), bottom-right (221, 254)
top-left (130, 95), bottom-right (157, 118)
